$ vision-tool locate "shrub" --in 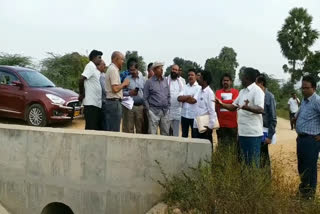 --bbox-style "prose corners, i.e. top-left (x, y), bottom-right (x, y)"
top-left (158, 145), bottom-right (320, 214)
